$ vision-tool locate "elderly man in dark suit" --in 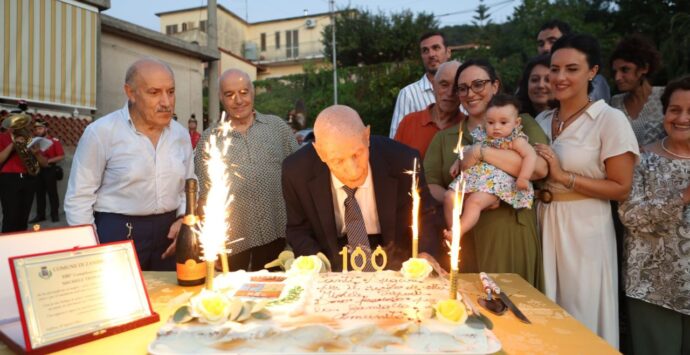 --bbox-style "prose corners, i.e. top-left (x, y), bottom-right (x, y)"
top-left (282, 105), bottom-right (443, 271)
